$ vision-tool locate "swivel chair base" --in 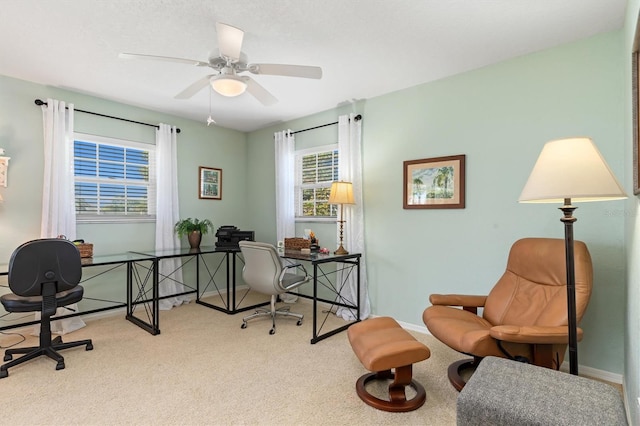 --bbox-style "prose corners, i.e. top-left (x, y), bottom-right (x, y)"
top-left (240, 295), bottom-right (303, 335)
top-left (356, 367), bottom-right (426, 412)
top-left (1, 333), bottom-right (93, 378)
top-left (447, 358), bottom-right (480, 391)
